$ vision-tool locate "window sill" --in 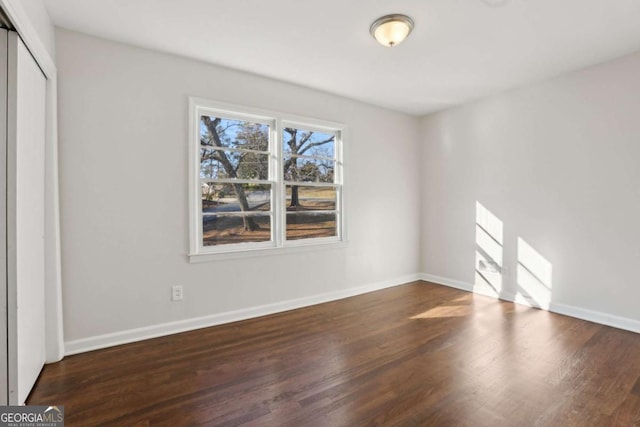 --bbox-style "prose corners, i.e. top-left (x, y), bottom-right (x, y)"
top-left (188, 240), bottom-right (349, 263)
